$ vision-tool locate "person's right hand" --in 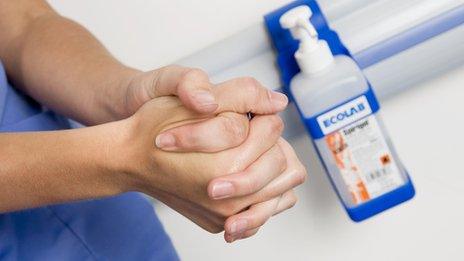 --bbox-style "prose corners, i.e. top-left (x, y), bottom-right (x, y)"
top-left (112, 90), bottom-right (306, 242)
